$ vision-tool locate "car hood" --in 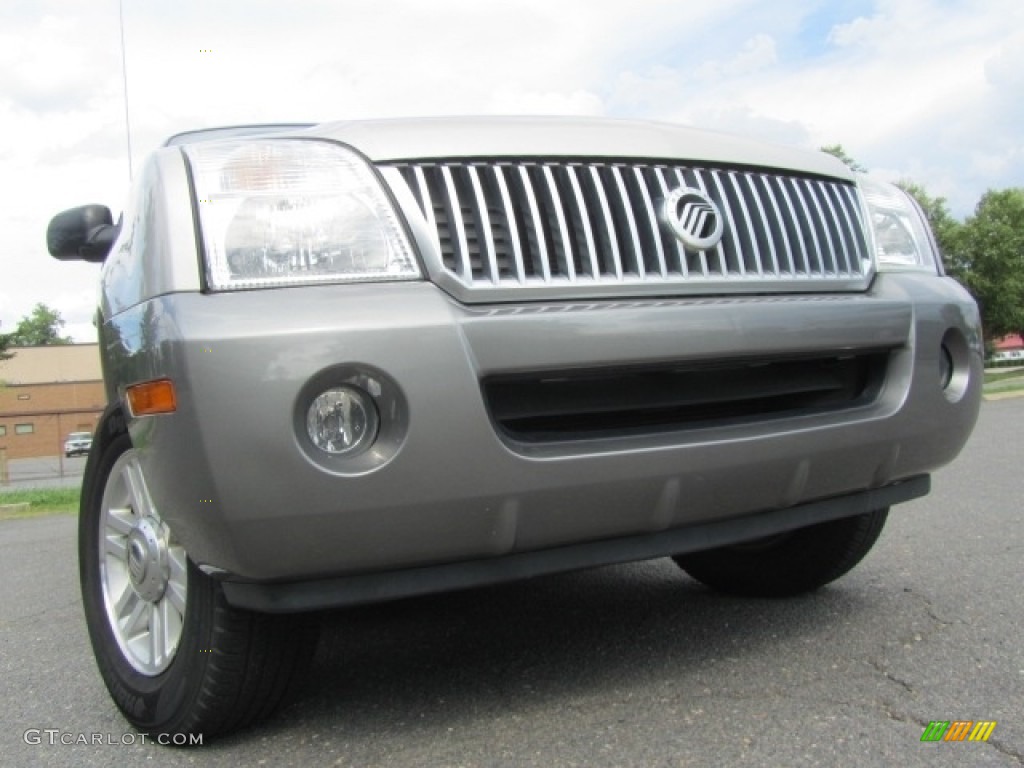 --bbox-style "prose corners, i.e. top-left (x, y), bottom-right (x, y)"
top-left (296, 116), bottom-right (852, 179)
